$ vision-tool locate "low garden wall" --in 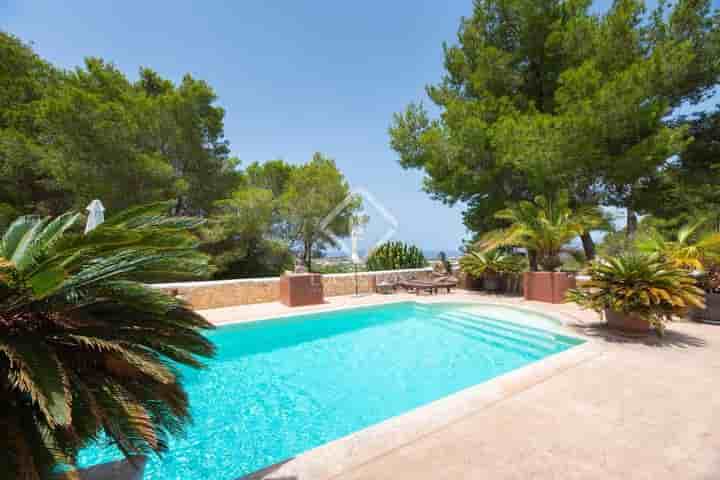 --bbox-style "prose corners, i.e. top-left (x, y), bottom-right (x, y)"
top-left (153, 268), bottom-right (434, 310)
